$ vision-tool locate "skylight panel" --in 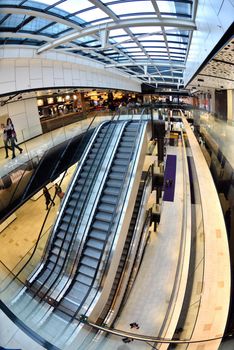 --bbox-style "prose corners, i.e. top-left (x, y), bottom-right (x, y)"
top-left (77, 8), bottom-right (108, 23)
top-left (109, 29), bottom-right (126, 37)
top-left (112, 36), bottom-right (131, 43)
top-left (1, 14), bottom-right (29, 28)
top-left (56, 0), bottom-right (91, 13)
top-left (119, 43), bottom-right (139, 48)
top-left (130, 27), bottom-right (162, 34)
top-left (108, 1), bottom-right (155, 16)
top-left (145, 47), bottom-right (168, 52)
top-left (31, 0), bottom-right (58, 5)
top-left (156, 1), bottom-right (176, 13)
top-left (140, 40), bottom-right (166, 46)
